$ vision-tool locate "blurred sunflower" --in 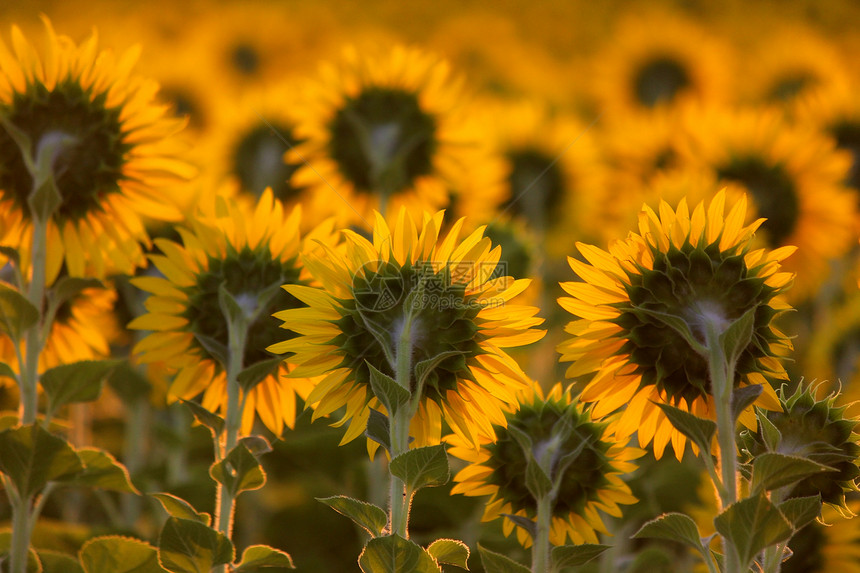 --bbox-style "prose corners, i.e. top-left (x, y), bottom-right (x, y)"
top-left (680, 105), bottom-right (857, 298)
top-left (268, 208), bottom-right (545, 448)
top-left (803, 292), bottom-right (860, 402)
top-left (0, 19), bottom-right (194, 281)
top-left (558, 191), bottom-right (794, 459)
top-left (448, 382), bottom-right (640, 547)
top-left (590, 9), bottom-right (733, 117)
top-left (782, 502), bottom-right (860, 573)
top-left (129, 190), bottom-right (337, 435)
top-left (290, 45), bottom-right (501, 227)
